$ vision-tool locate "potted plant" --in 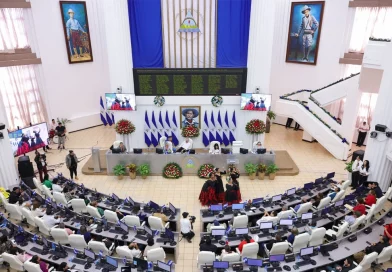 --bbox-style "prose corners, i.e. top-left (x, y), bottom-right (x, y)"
top-left (113, 164), bottom-right (126, 180)
top-left (137, 163), bottom-right (150, 179)
top-left (344, 161), bottom-right (353, 181)
top-left (266, 110), bottom-right (276, 133)
top-left (126, 163), bottom-right (137, 179)
top-left (257, 164), bottom-right (267, 180)
top-left (266, 164), bottom-right (279, 180)
top-left (245, 163), bottom-right (258, 180)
